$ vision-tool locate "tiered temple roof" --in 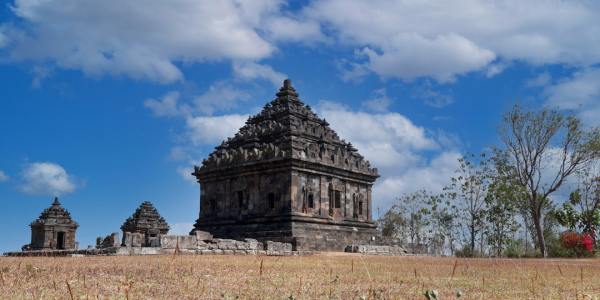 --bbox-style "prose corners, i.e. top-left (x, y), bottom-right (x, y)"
top-left (121, 201), bottom-right (169, 234)
top-left (195, 79), bottom-right (378, 177)
top-left (30, 197), bottom-right (78, 228)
